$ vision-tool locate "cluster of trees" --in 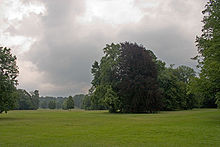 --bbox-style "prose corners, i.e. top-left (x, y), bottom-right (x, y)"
top-left (83, 43), bottom-right (162, 113)
top-left (39, 94), bottom-right (85, 110)
top-left (82, 43), bottom-right (198, 112)
top-left (14, 89), bottom-right (39, 110)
